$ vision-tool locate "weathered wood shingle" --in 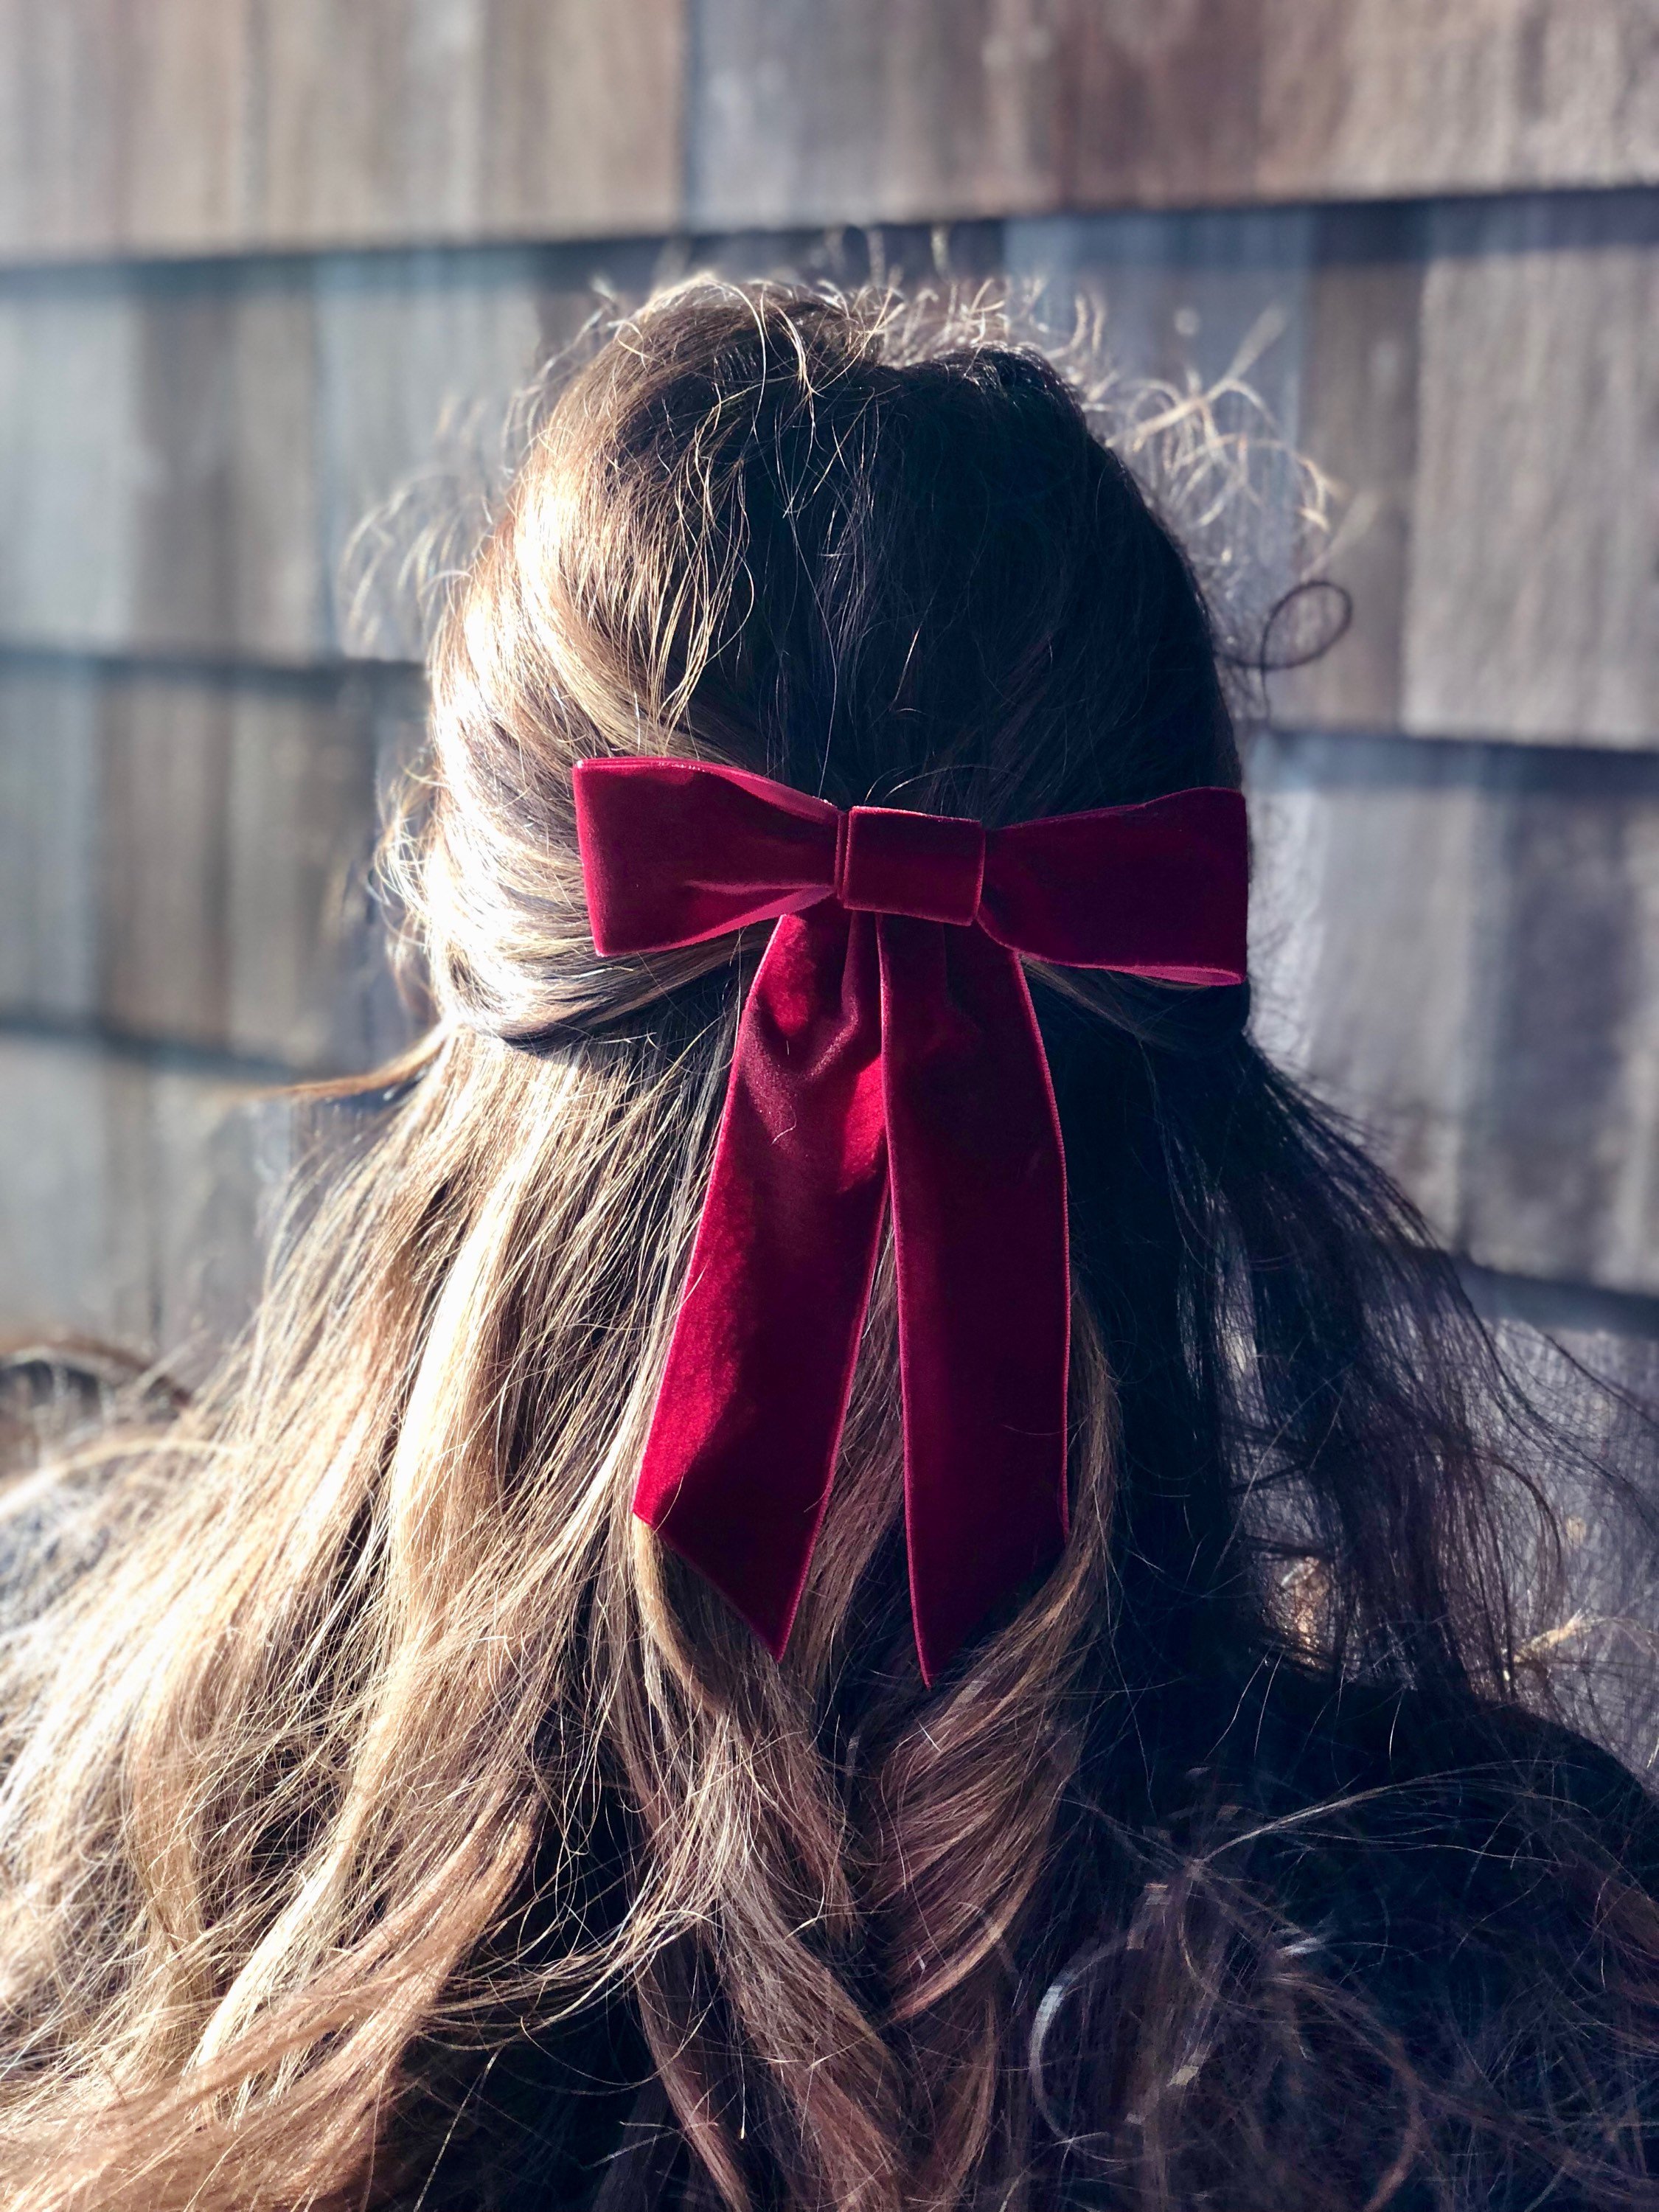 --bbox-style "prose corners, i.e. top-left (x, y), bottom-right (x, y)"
top-left (687, 0), bottom-right (1659, 234)
top-left (0, 0), bottom-right (686, 260)
top-left (1012, 193), bottom-right (1659, 750)
top-left (0, 9), bottom-right (1656, 1364)
top-left (1251, 734), bottom-right (1659, 1296)
top-left (0, 1033), bottom-right (288, 1372)
top-left (0, 657), bottom-right (417, 1074)
top-left (1402, 193), bottom-right (1659, 747)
